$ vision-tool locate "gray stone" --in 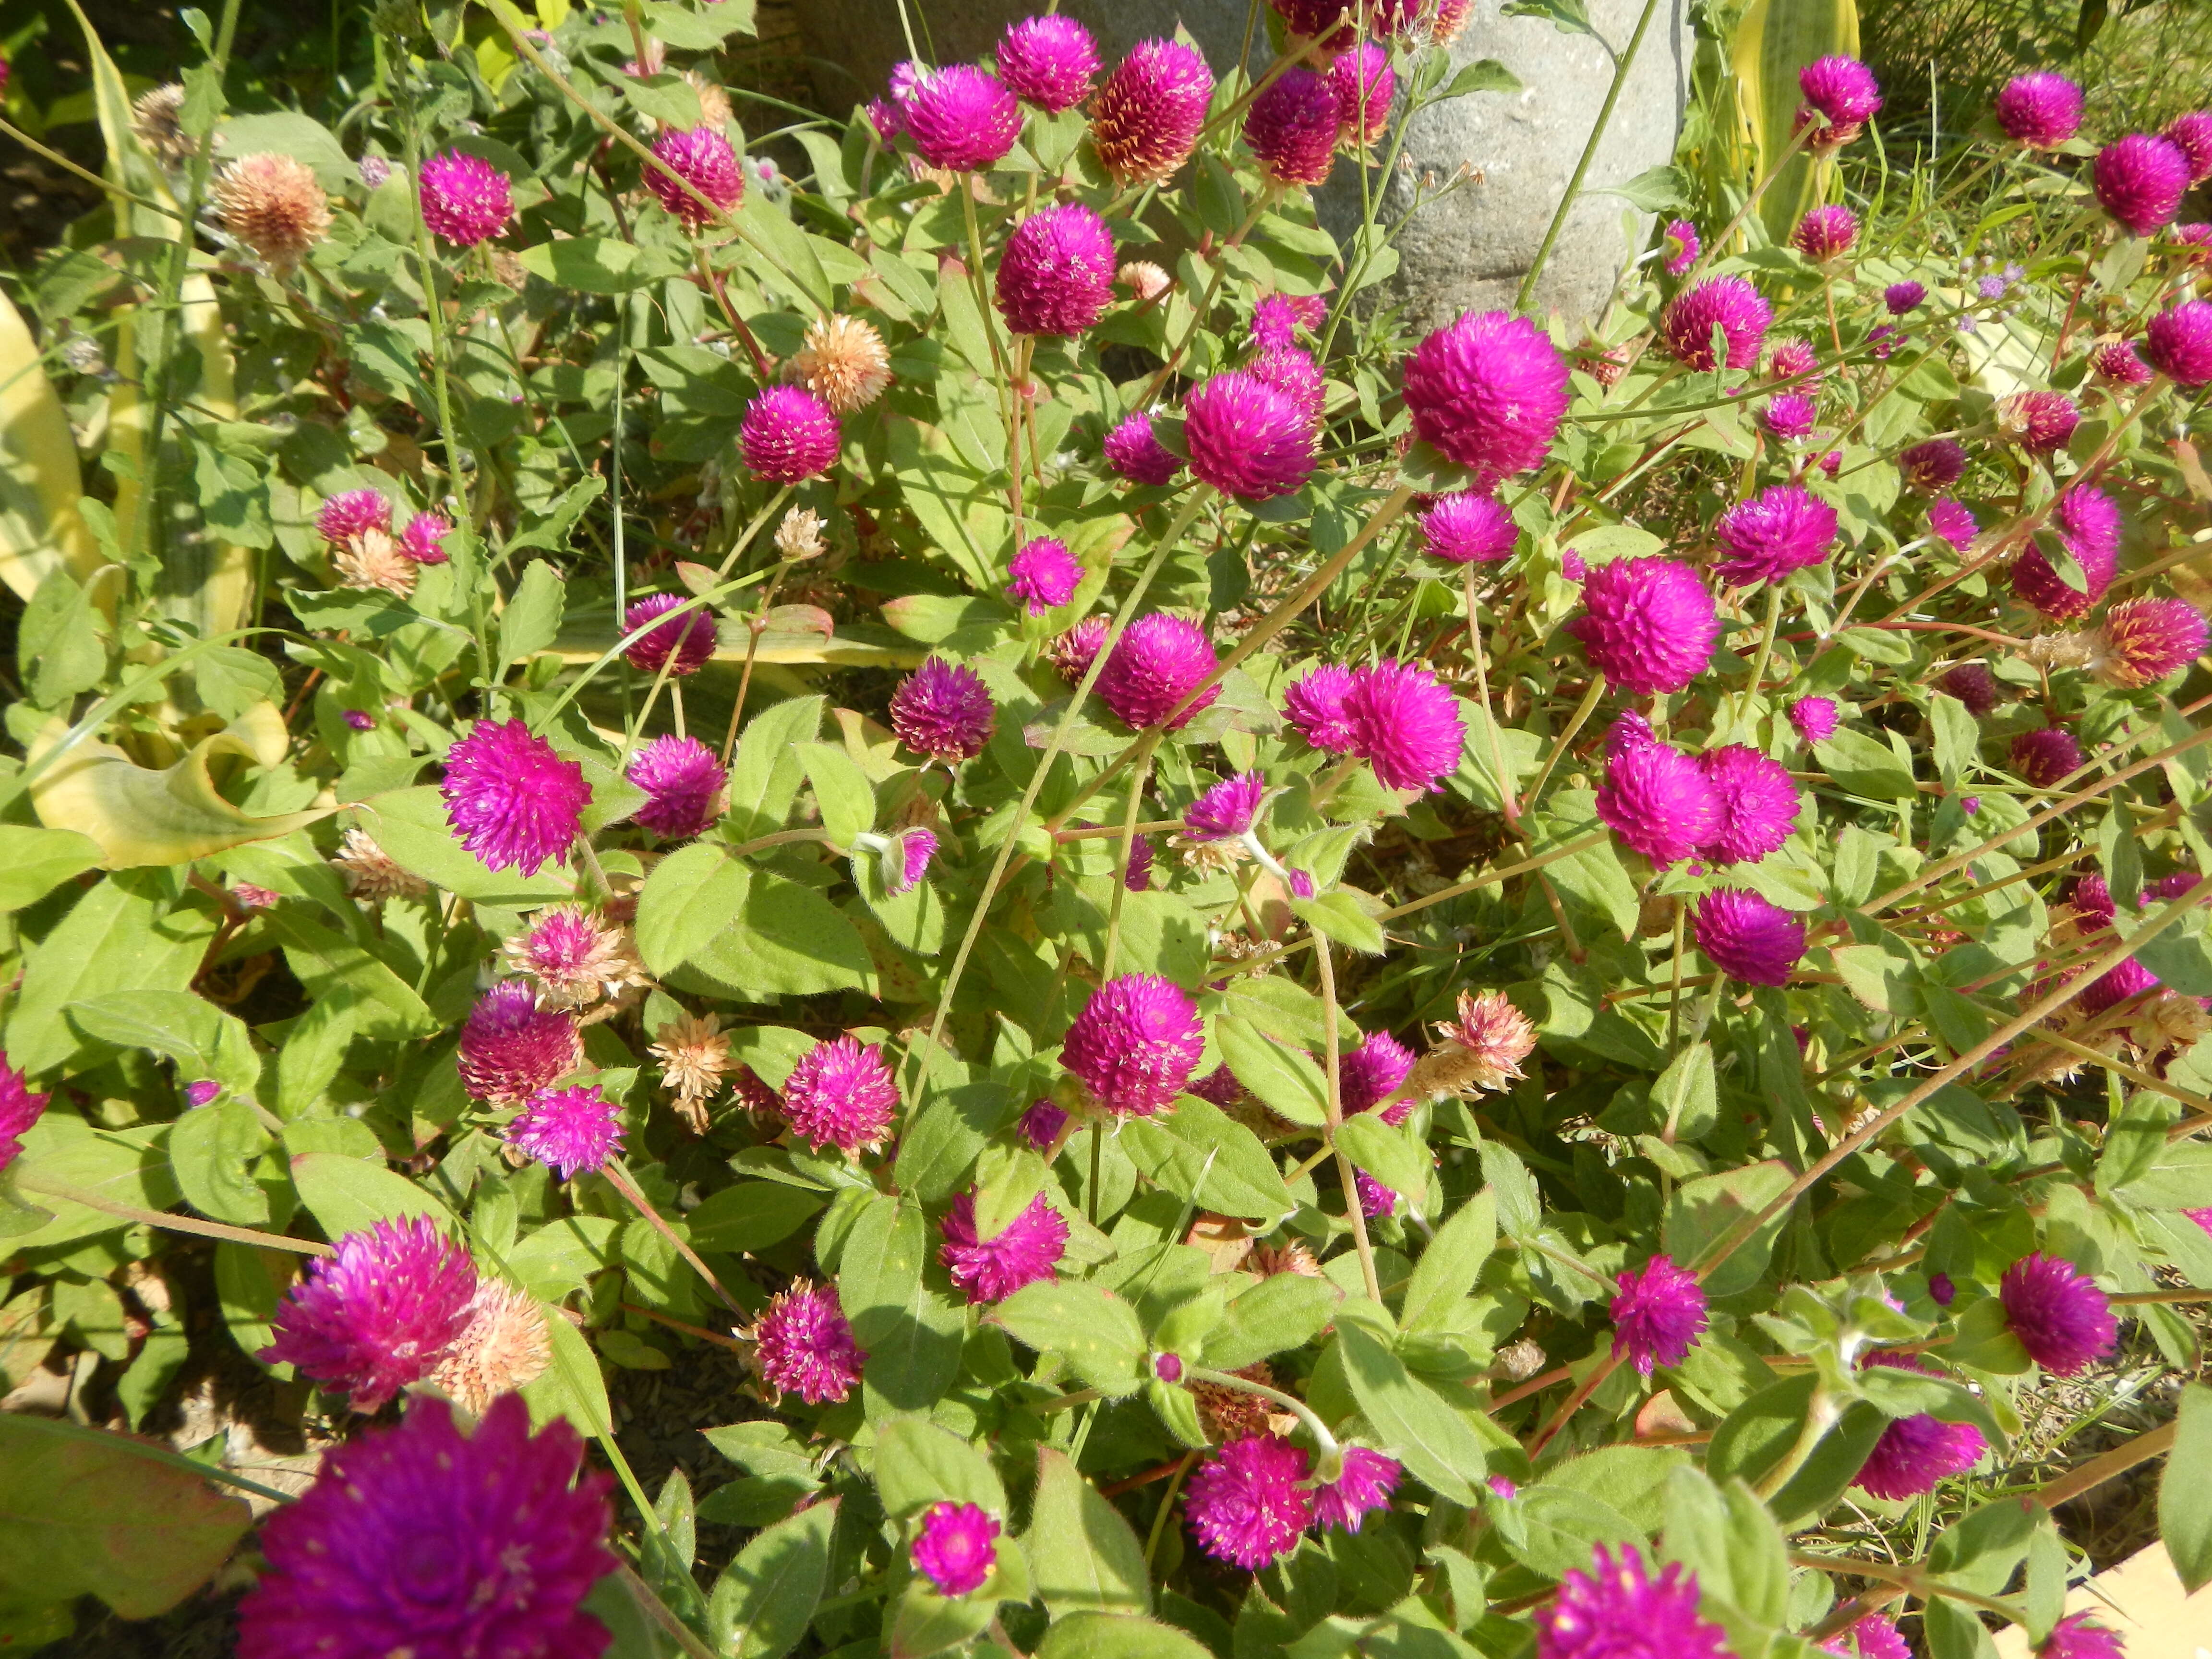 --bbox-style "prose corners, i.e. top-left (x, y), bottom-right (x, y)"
top-left (790, 0), bottom-right (1690, 326)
